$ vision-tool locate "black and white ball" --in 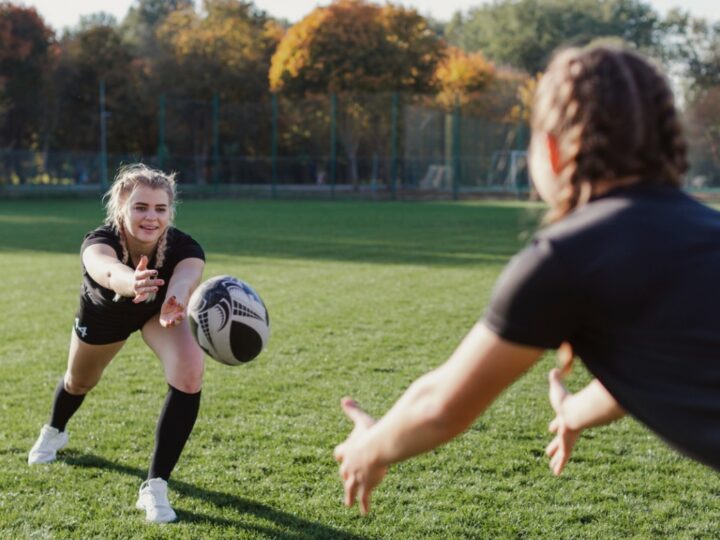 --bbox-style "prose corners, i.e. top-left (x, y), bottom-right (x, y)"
top-left (188, 275), bottom-right (270, 365)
